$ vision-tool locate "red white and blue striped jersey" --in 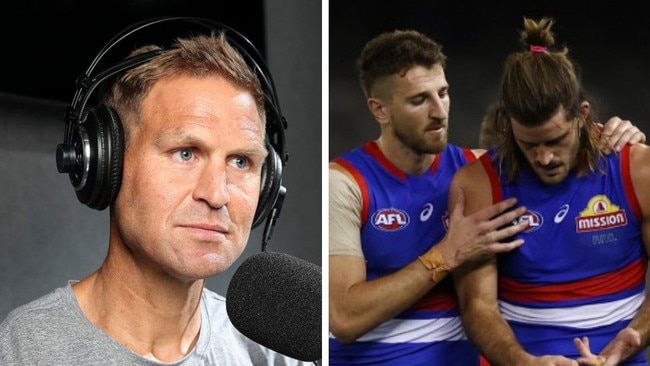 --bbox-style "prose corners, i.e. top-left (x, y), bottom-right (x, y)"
top-left (329, 141), bottom-right (482, 366)
top-left (480, 144), bottom-right (647, 364)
